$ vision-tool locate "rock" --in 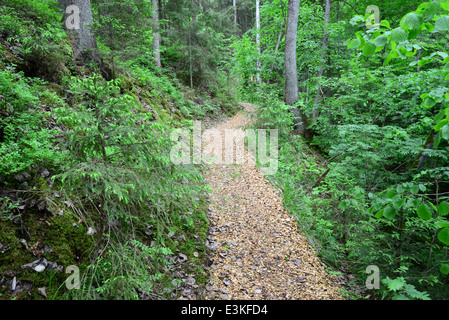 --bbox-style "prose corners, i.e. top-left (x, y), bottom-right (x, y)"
top-left (37, 287), bottom-right (47, 299)
top-left (178, 253), bottom-right (187, 263)
top-left (46, 261), bottom-right (63, 272)
top-left (183, 288), bottom-right (192, 295)
top-left (10, 277), bottom-right (17, 291)
top-left (184, 275), bottom-right (196, 286)
top-left (21, 259), bottom-right (41, 270)
top-left (193, 252), bottom-right (198, 258)
top-left (37, 201), bottom-right (46, 211)
top-left (219, 294), bottom-right (229, 299)
top-left (41, 169), bottom-right (50, 178)
top-left (34, 265), bottom-right (46, 272)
